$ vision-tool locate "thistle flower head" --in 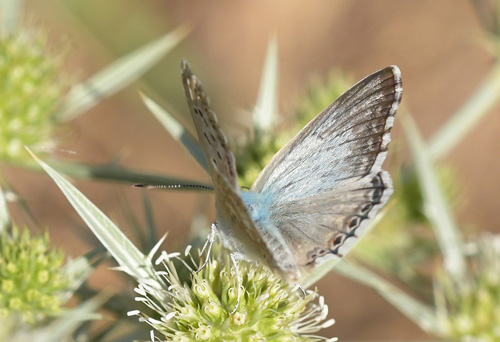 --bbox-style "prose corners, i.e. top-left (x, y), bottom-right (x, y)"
top-left (0, 227), bottom-right (68, 324)
top-left (129, 245), bottom-right (336, 342)
top-left (435, 233), bottom-right (500, 341)
top-left (0, 29), bottom-right (68, 163)
top-left (235, 131), bottom-right (282, 188)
